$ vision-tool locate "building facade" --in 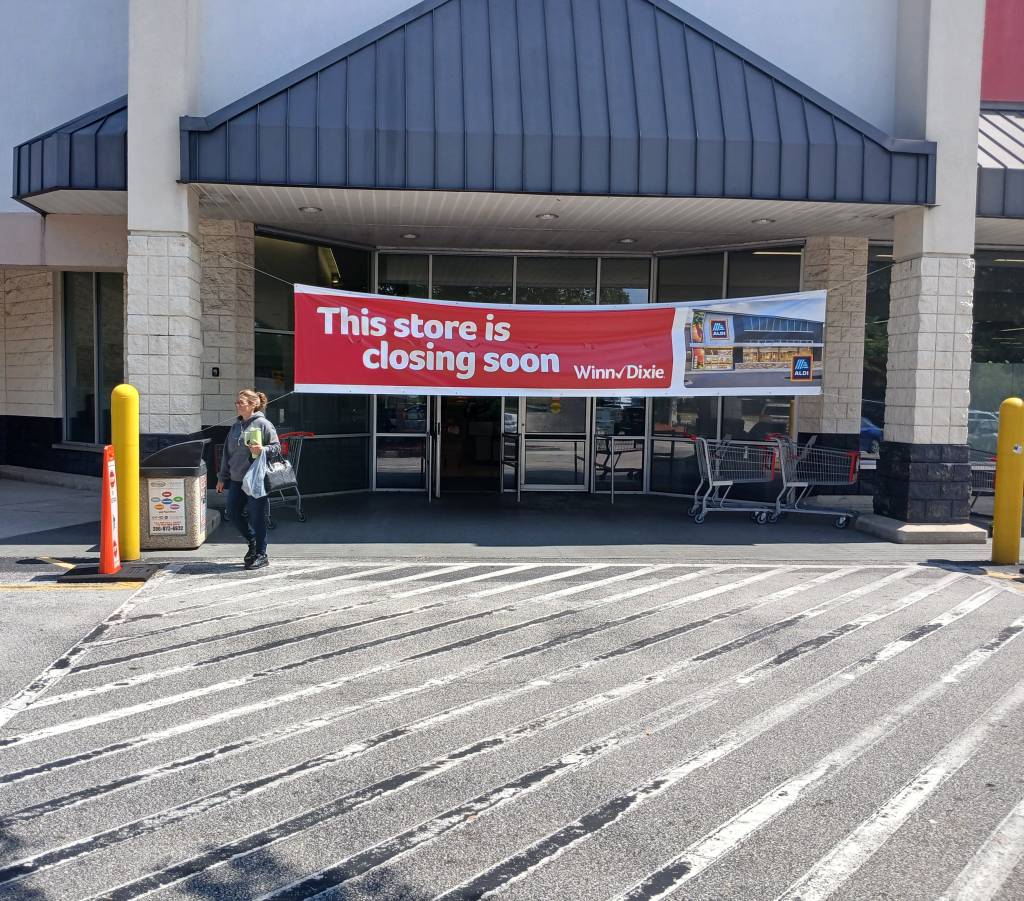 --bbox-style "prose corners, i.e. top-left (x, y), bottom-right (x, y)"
top-left (1, 0), bottom-right (1023, 522)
